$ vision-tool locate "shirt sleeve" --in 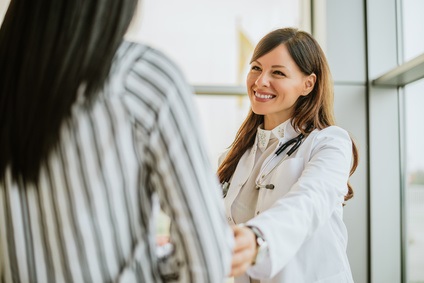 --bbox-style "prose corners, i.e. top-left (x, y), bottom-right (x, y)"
top-left (127, 46), bottom-right (233, 282)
